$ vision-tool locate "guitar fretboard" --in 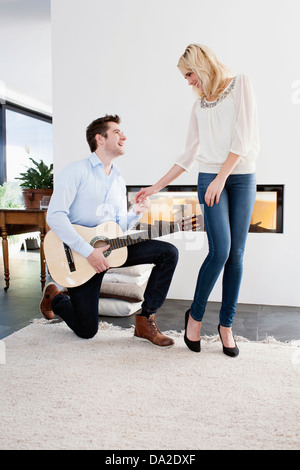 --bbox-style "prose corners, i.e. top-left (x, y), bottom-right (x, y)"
top-left (106, 216), bottom-right (199, 251)
top-left (107, 231), bottom-right (150, 250)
